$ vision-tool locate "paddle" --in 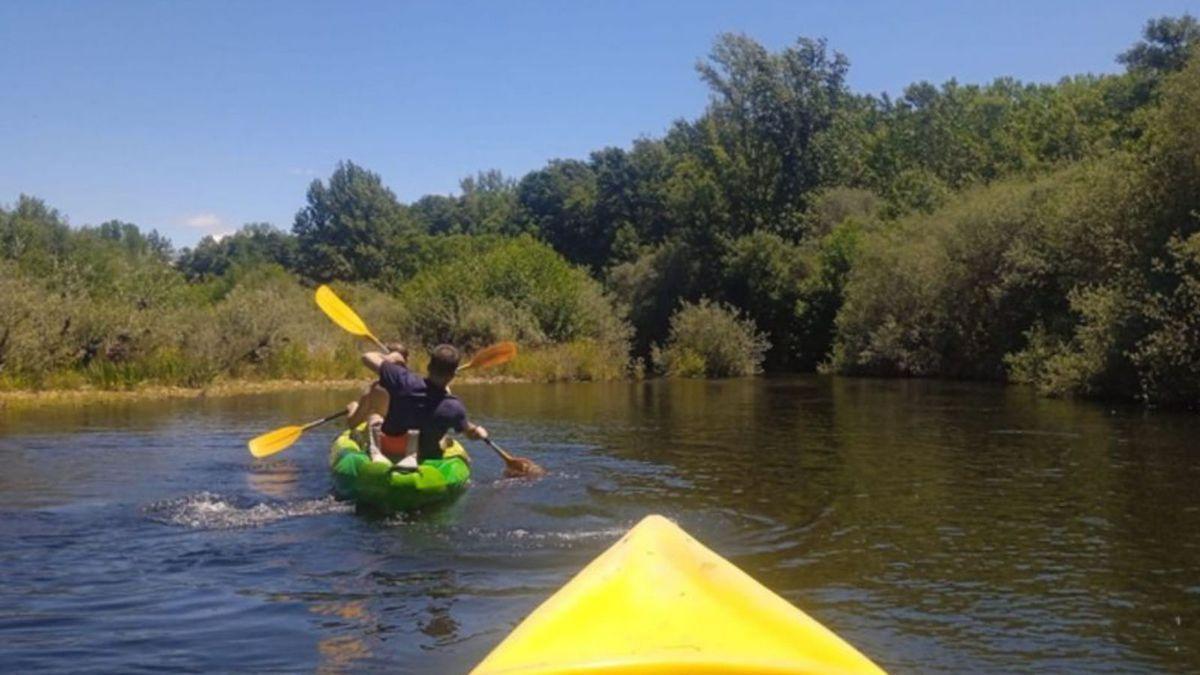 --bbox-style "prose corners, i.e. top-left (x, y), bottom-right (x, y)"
top-left (460, 341), bottom-right (517, 371)
top-left (485, 437), bottom-right (546, 478)
top-left (315, 284), bottom-right (388, 352)
top-left (247, 409), bottom-right (348, 458)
